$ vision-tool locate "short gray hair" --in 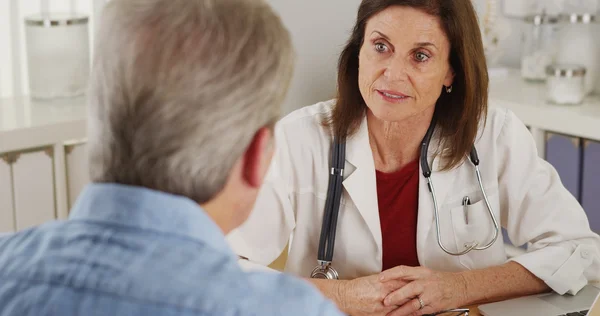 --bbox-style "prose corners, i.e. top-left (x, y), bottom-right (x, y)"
top-left (88, 0), bottom-right (294, 203)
